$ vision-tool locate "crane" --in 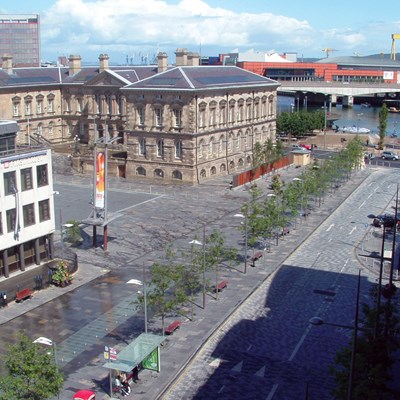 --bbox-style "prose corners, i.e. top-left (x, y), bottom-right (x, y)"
top-left (322, 48), bottom-right (338, 58)
top-left (390, 34), bottom-right (400, 60)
